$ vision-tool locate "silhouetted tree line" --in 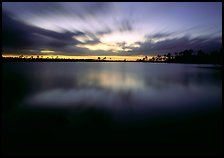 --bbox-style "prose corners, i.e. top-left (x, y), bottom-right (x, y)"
top-left (2, 48), bottom-right (222, 64)
top-left (149, 48), bottom-right (222, 64)
top-left (2, 56), bottom-right (128, 62)
top-left (2, 57), bottom-right (97, 62)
